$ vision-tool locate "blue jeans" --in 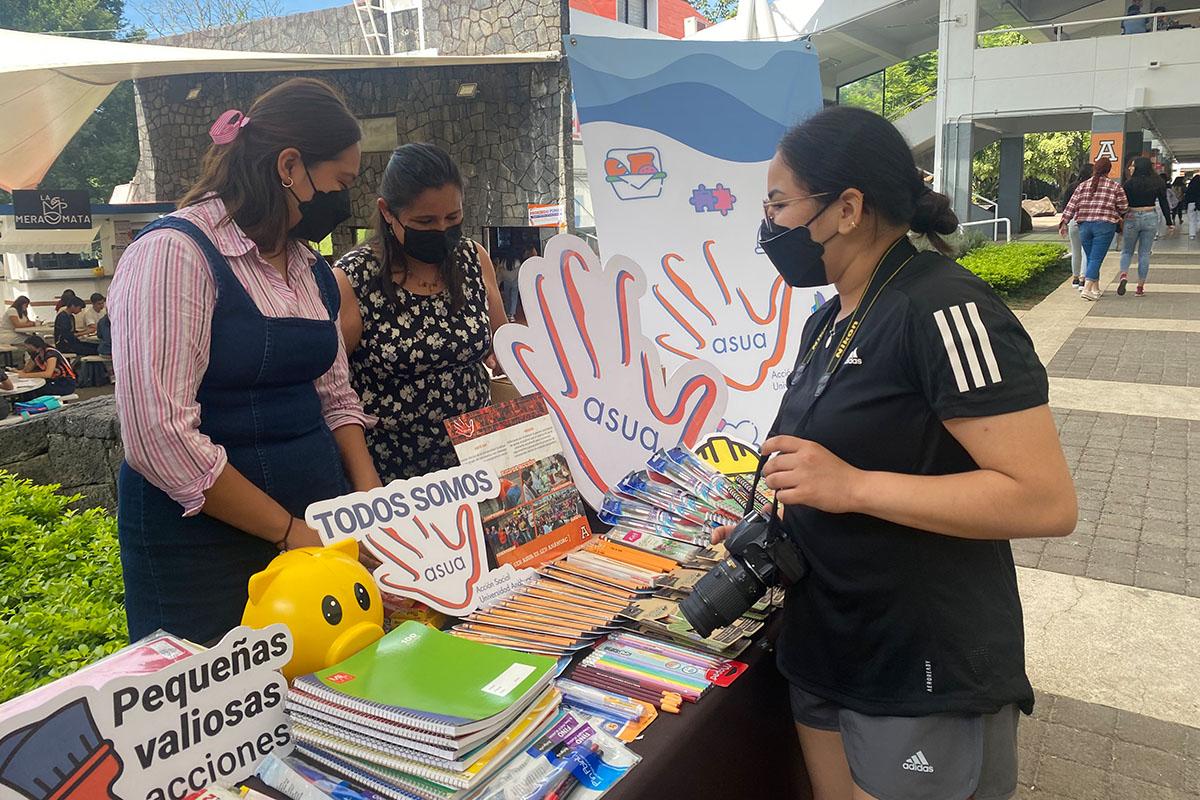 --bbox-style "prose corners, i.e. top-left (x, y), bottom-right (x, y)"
top-left (1119, 210), bottom-right (1157, 281)
top-left (1078, 221), bottom-right (1117, 282)
top-left (500, 278), bottom-right (520, 316)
